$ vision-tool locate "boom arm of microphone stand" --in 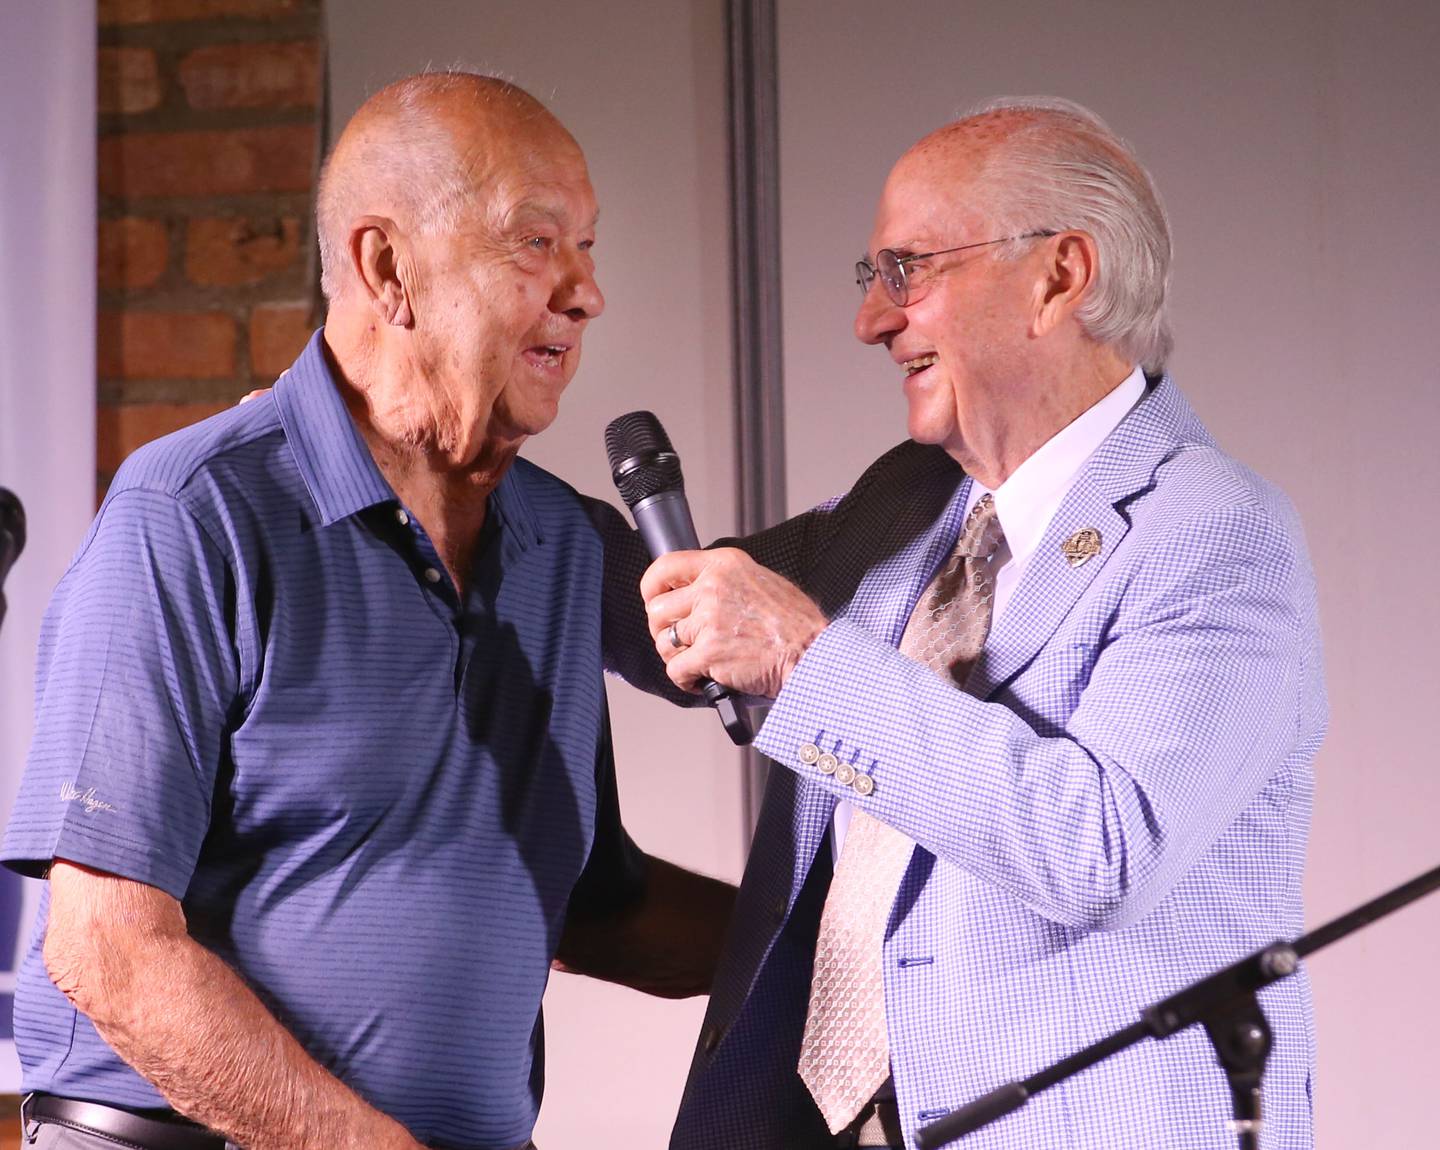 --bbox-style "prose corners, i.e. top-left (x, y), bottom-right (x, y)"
top-left (917, 946), bottom-right (1292, 1150)
top-left (918, 860), bottom-right (1440, 1149)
